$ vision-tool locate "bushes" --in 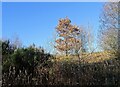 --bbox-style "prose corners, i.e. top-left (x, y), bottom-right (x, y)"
top-left (49, 58), bottom-right (120, 85)
top-left (2, 40), bottom-right (120, 86)
top-left (2, 40), bottom-right (53, 86)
